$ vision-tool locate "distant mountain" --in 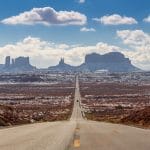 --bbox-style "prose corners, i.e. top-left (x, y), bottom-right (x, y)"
top-left (48, 52), bottom-right (140, 72)
top-left (0, 64), bottom-right (4, 69)
top-left (48, 58), bottom-right (75, 72)
top-left (78, 52), bottom-right (140, 72)
top-left (1, 52), bottom-right (141, 73)
top-left (3, 56), bottom-right (36, 72)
